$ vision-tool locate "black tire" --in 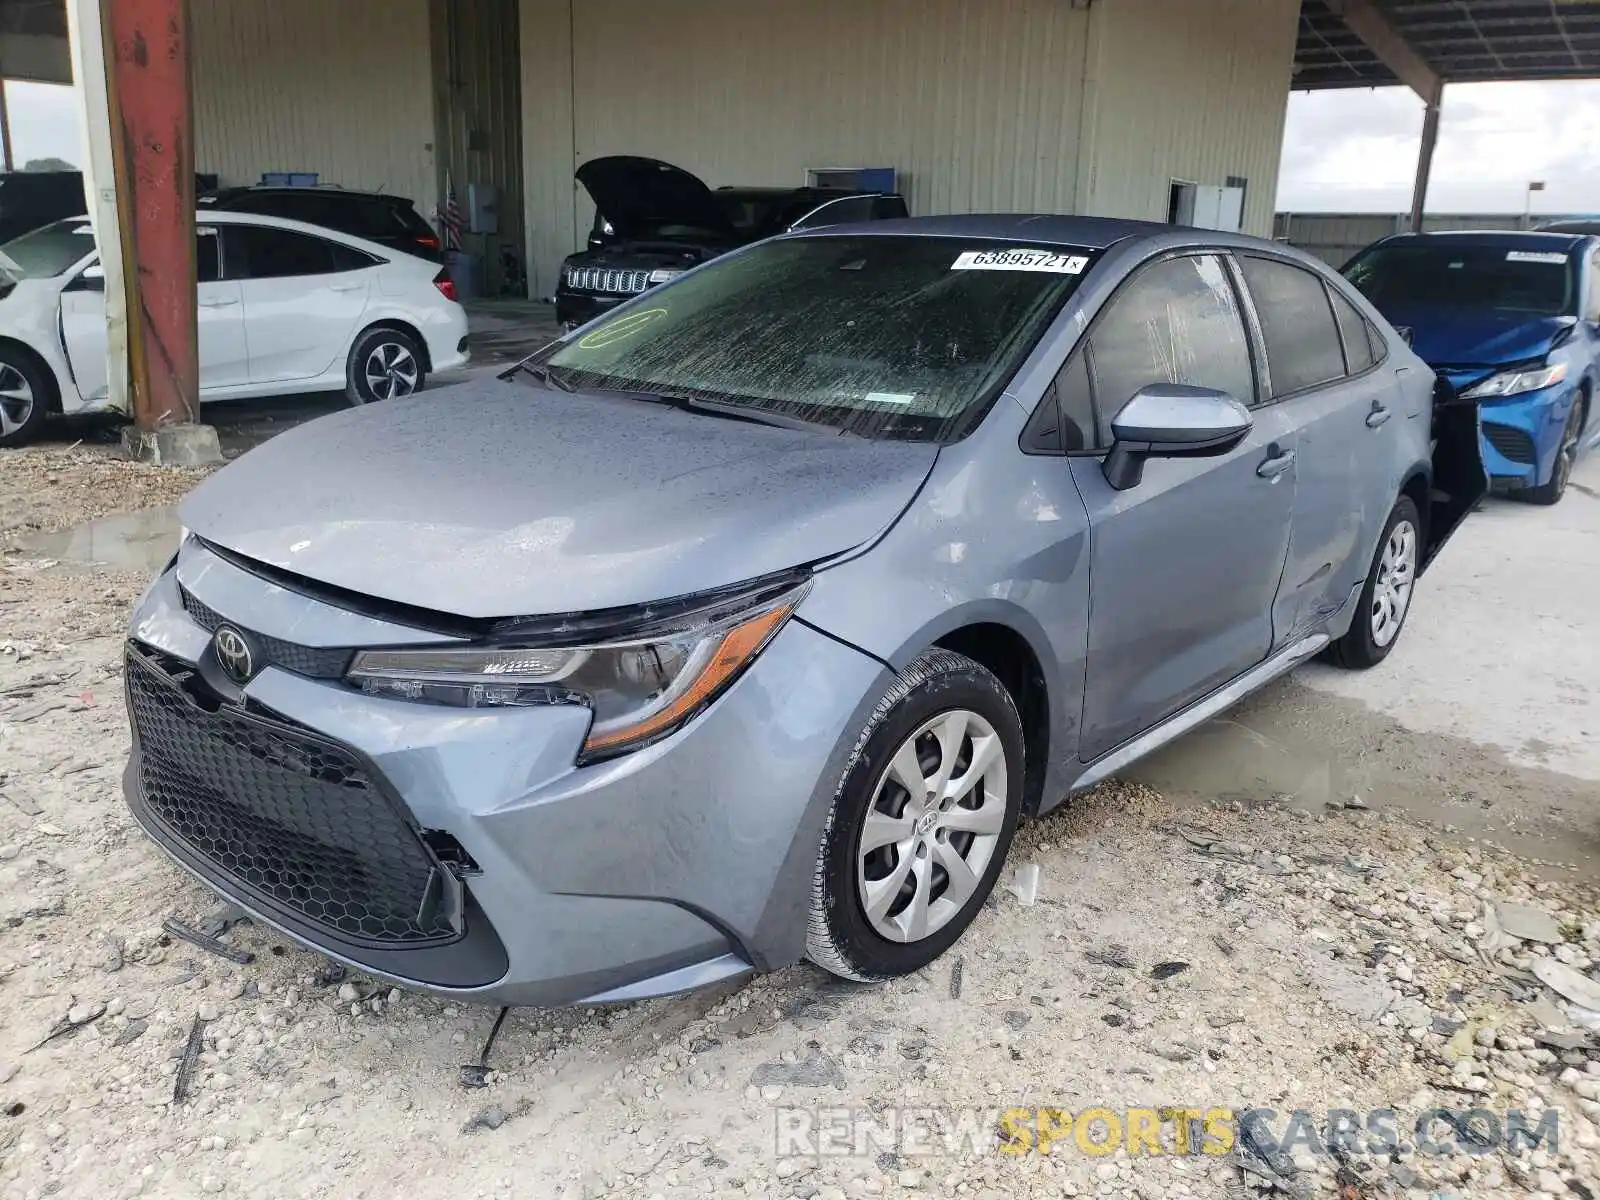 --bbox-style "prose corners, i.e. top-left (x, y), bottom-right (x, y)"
top-left (345, 326), bottom-right (426, 406)
top-left (1518, 397), bottom-right (1585, 506)
top-left (0, 346), bottom-right (53, 448)
top-left (806, 648), bottom-right (1026, 982)
top-left (1326, 495), bottom-right (1421, 671)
